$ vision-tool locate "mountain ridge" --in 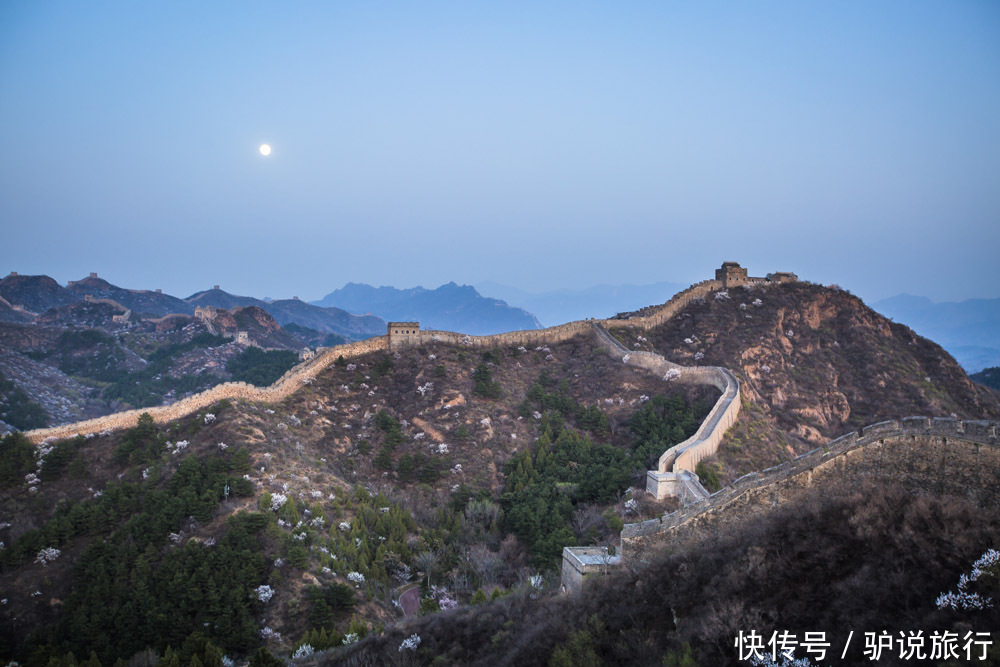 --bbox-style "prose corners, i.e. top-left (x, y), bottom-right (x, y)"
top-left (312, 281), bottom-right (541, 335)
